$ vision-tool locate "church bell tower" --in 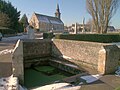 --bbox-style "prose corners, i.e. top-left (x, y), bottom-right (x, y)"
top-left (55, 4), bottom-right (61, 19)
